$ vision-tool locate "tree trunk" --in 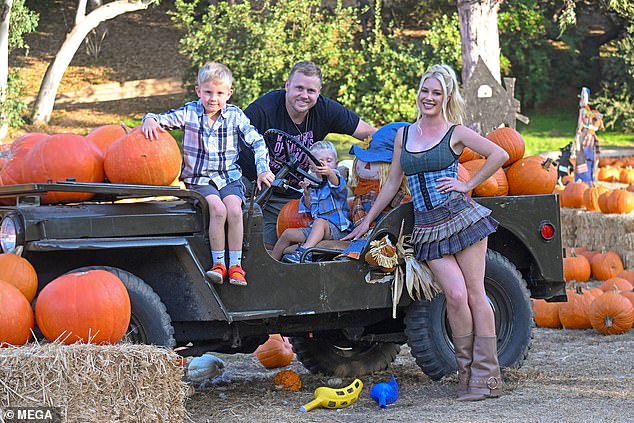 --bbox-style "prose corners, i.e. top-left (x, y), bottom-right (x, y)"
top-left (31, 0), bottom-right (153, 126)
top-left (457, 0), bottom-right (501, 86)
top-left (0, 0), bottom-right (13, 140)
